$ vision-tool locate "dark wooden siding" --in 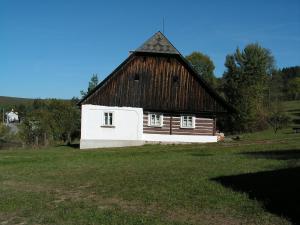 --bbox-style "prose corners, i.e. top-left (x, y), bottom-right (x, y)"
top-left (143, 112), bottom-right (214, 136)
top-left (82, 54), bottom-right (227, 114)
